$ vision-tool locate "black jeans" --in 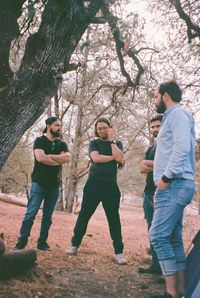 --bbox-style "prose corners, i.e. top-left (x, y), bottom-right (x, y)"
top-left (71, 179), bottom-right (124, 254)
